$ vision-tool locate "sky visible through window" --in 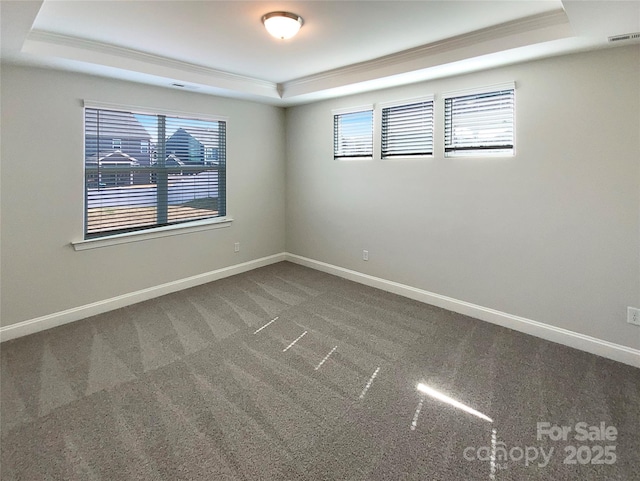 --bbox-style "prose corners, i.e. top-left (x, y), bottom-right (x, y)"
top-left (339, 110), bottom-right (372, 130)
top-left (335, 109), bottom-right (373, 158)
